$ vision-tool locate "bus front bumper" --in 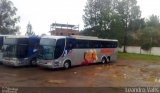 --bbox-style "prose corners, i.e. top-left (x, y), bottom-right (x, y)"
top-left (2, 58), bottom-right (29, 67)
top-left (37, 60), bottom-right (62, 69)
